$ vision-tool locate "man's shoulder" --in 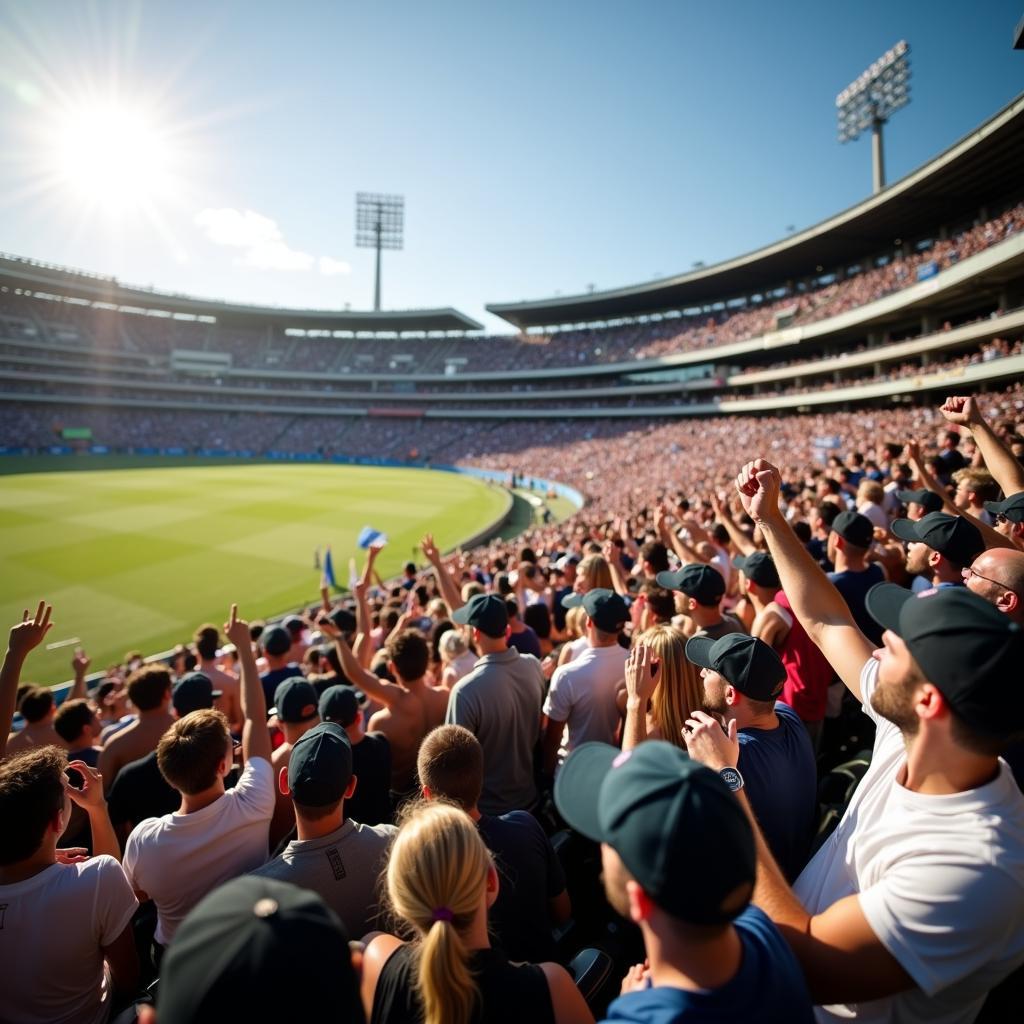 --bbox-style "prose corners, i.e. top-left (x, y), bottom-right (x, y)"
top-left (352, 820), bottom-right (399, 843)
